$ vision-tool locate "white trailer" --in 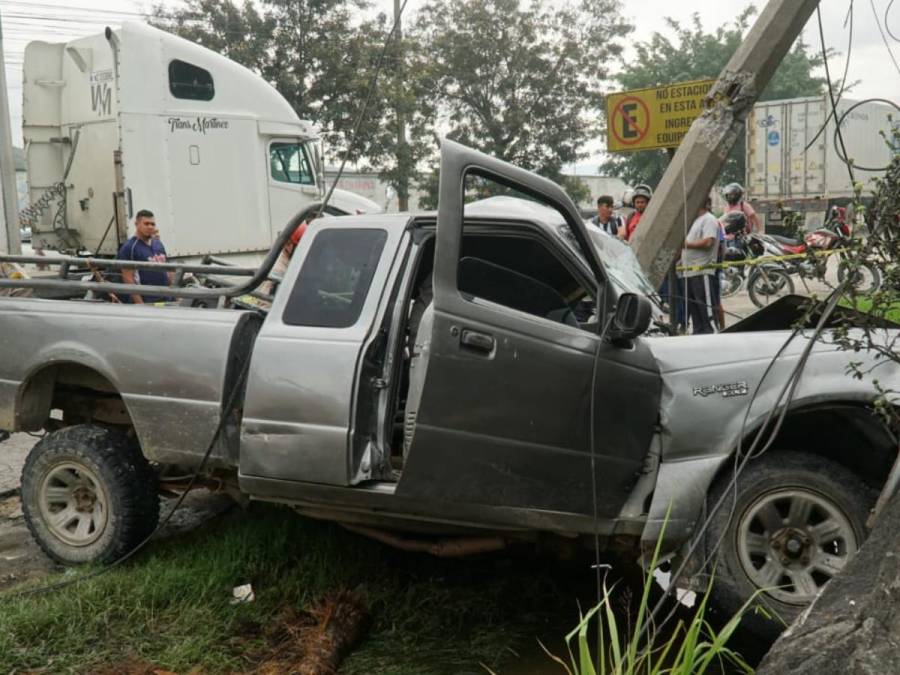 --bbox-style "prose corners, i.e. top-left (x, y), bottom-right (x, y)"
top-left (746, 96), bottom-right (898, 231)
top-left (22, 22), bottom-right (377, 262)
